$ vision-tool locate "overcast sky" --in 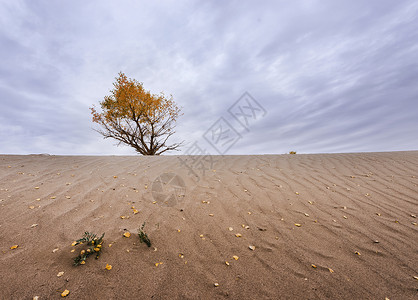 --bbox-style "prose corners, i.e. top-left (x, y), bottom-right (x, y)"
top-left (1, 0), bottom-right (417, 155)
